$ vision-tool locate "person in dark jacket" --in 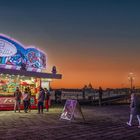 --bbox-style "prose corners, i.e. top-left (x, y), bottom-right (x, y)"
top-left (127, 93), bottom-right (140, 128)
top-left (27, 87), bottom-right (32, 112)
top-left (37, 87), bottom-right (45, 114)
